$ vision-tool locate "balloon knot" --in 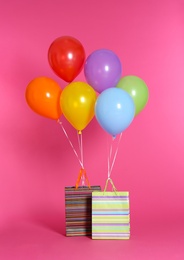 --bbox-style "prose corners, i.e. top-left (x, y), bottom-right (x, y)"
top-left (57, 119), bottom-right (62, 125)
